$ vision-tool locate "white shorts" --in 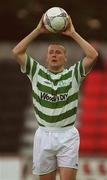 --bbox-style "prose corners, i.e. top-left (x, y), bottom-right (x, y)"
top-left (32, 126), bottom-right (80, 175)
